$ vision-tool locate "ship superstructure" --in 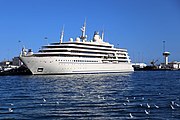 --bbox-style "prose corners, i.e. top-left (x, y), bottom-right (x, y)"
top-left (20, 21), bottom-right (133, 75)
